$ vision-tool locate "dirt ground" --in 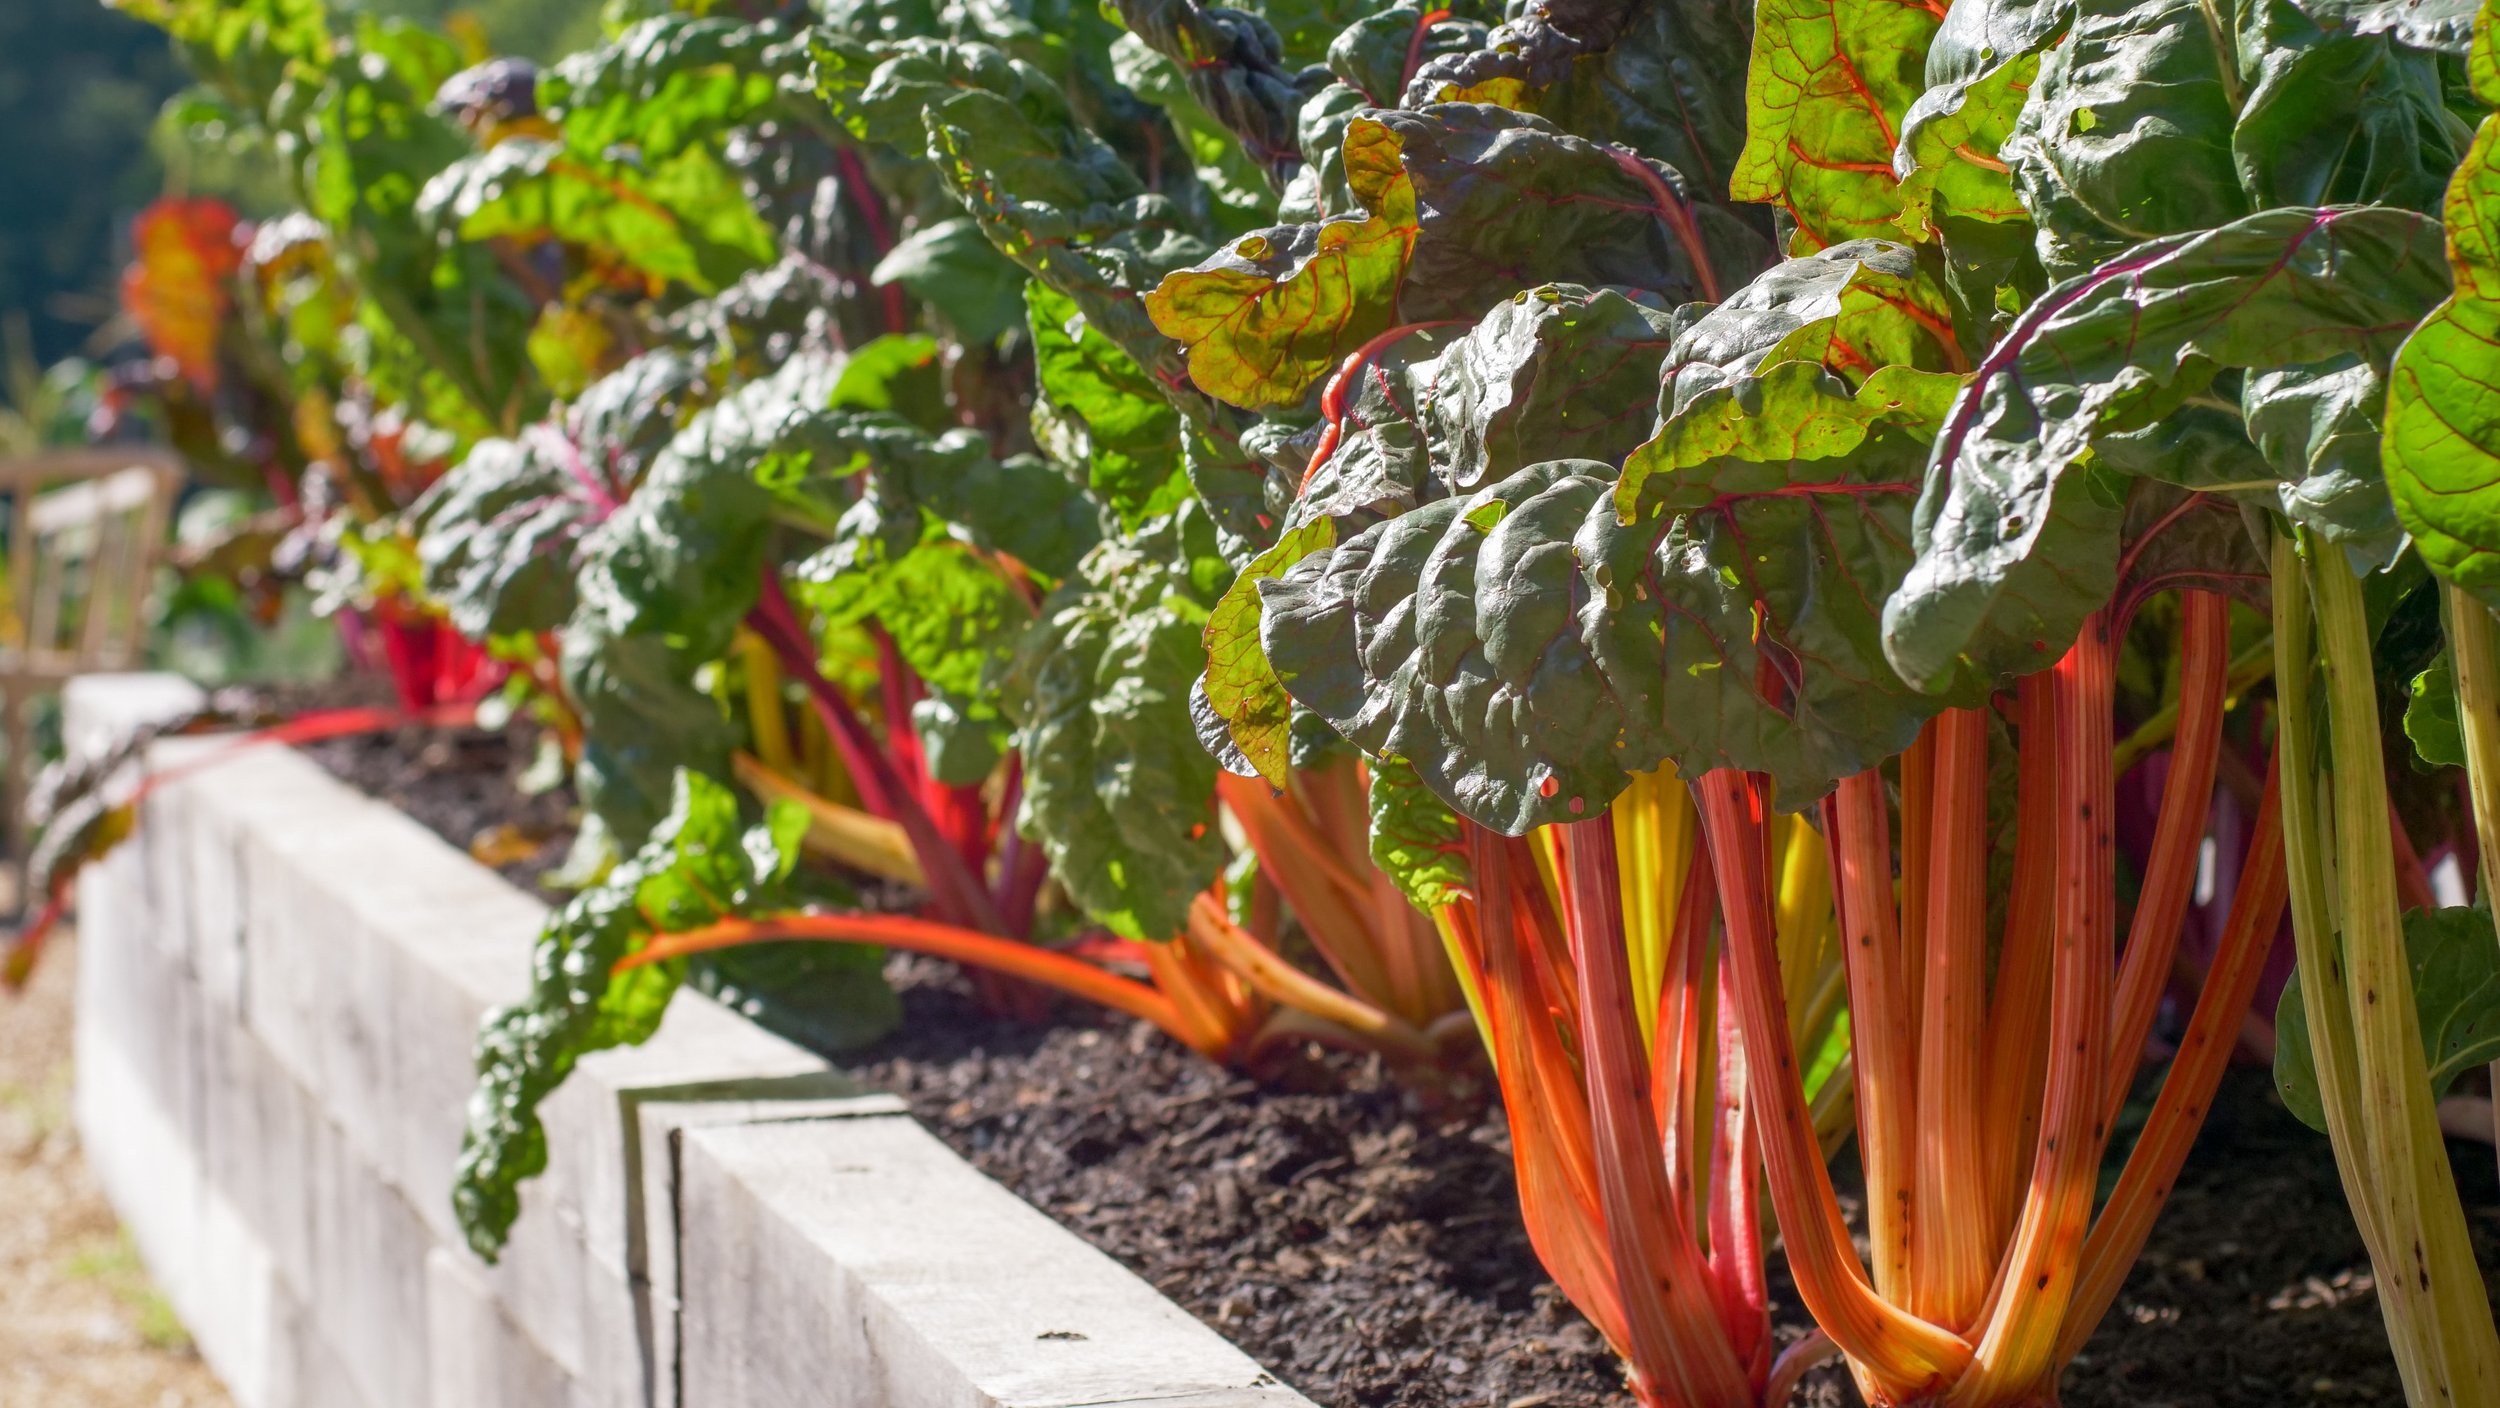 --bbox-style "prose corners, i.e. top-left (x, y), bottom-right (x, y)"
top-left (0, 933), bottom-right (232, 1408)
